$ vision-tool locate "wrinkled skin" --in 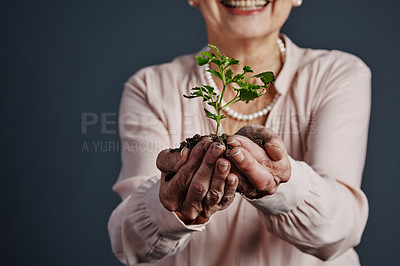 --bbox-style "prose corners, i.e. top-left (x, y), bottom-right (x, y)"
top-left (157, 138), bottom-right (238, 224)
top-left (227, 124), bottom-right (291, 198)
top-left (156, 125), bottom-right (291, 224)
